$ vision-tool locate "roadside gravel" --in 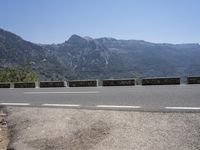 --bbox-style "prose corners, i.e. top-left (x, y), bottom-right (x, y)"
top-left (0, 108), bottom-right (9, 150)
top-left (5, 107), bottom-right (200, 150)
